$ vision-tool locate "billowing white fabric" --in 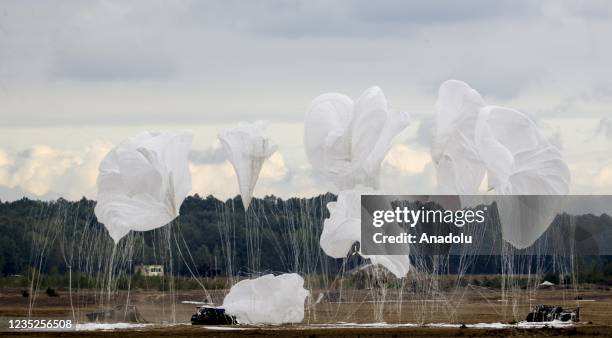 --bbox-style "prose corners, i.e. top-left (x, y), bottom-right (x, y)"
top-left (432, 80), bottom-right (571, 249)
top-left (94, 131), bottom-right (192, 243)
top-left (221, 273), bottom-right (309, 324)
top-left (218, 121), bottom-right (277, 209)
top-left (320, 188), bottom-right (411, 278)
top-left (490, 195), bottom-right (566, 250)
top-left (320, 189), bottom-right (362, 258)
top-left (363, 254), bottom-right (411, 278)
top-left (474, 106), bottom-right (570, 249)
top-left (475, 106), bottom-right (570, 195)
top-left (432, 80), bottom-right (486, 194)
top-left (304, 87), bottom-right (410, 190)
